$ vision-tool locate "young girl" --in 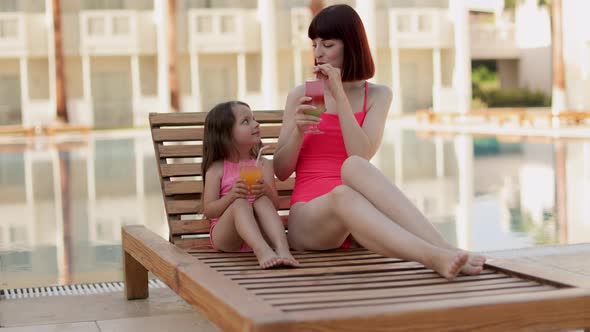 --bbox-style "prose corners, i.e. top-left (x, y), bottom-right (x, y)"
top-left (274, 4), bottom-right (485, 279)
top-left (202, 101), bottom-right (299, 269)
